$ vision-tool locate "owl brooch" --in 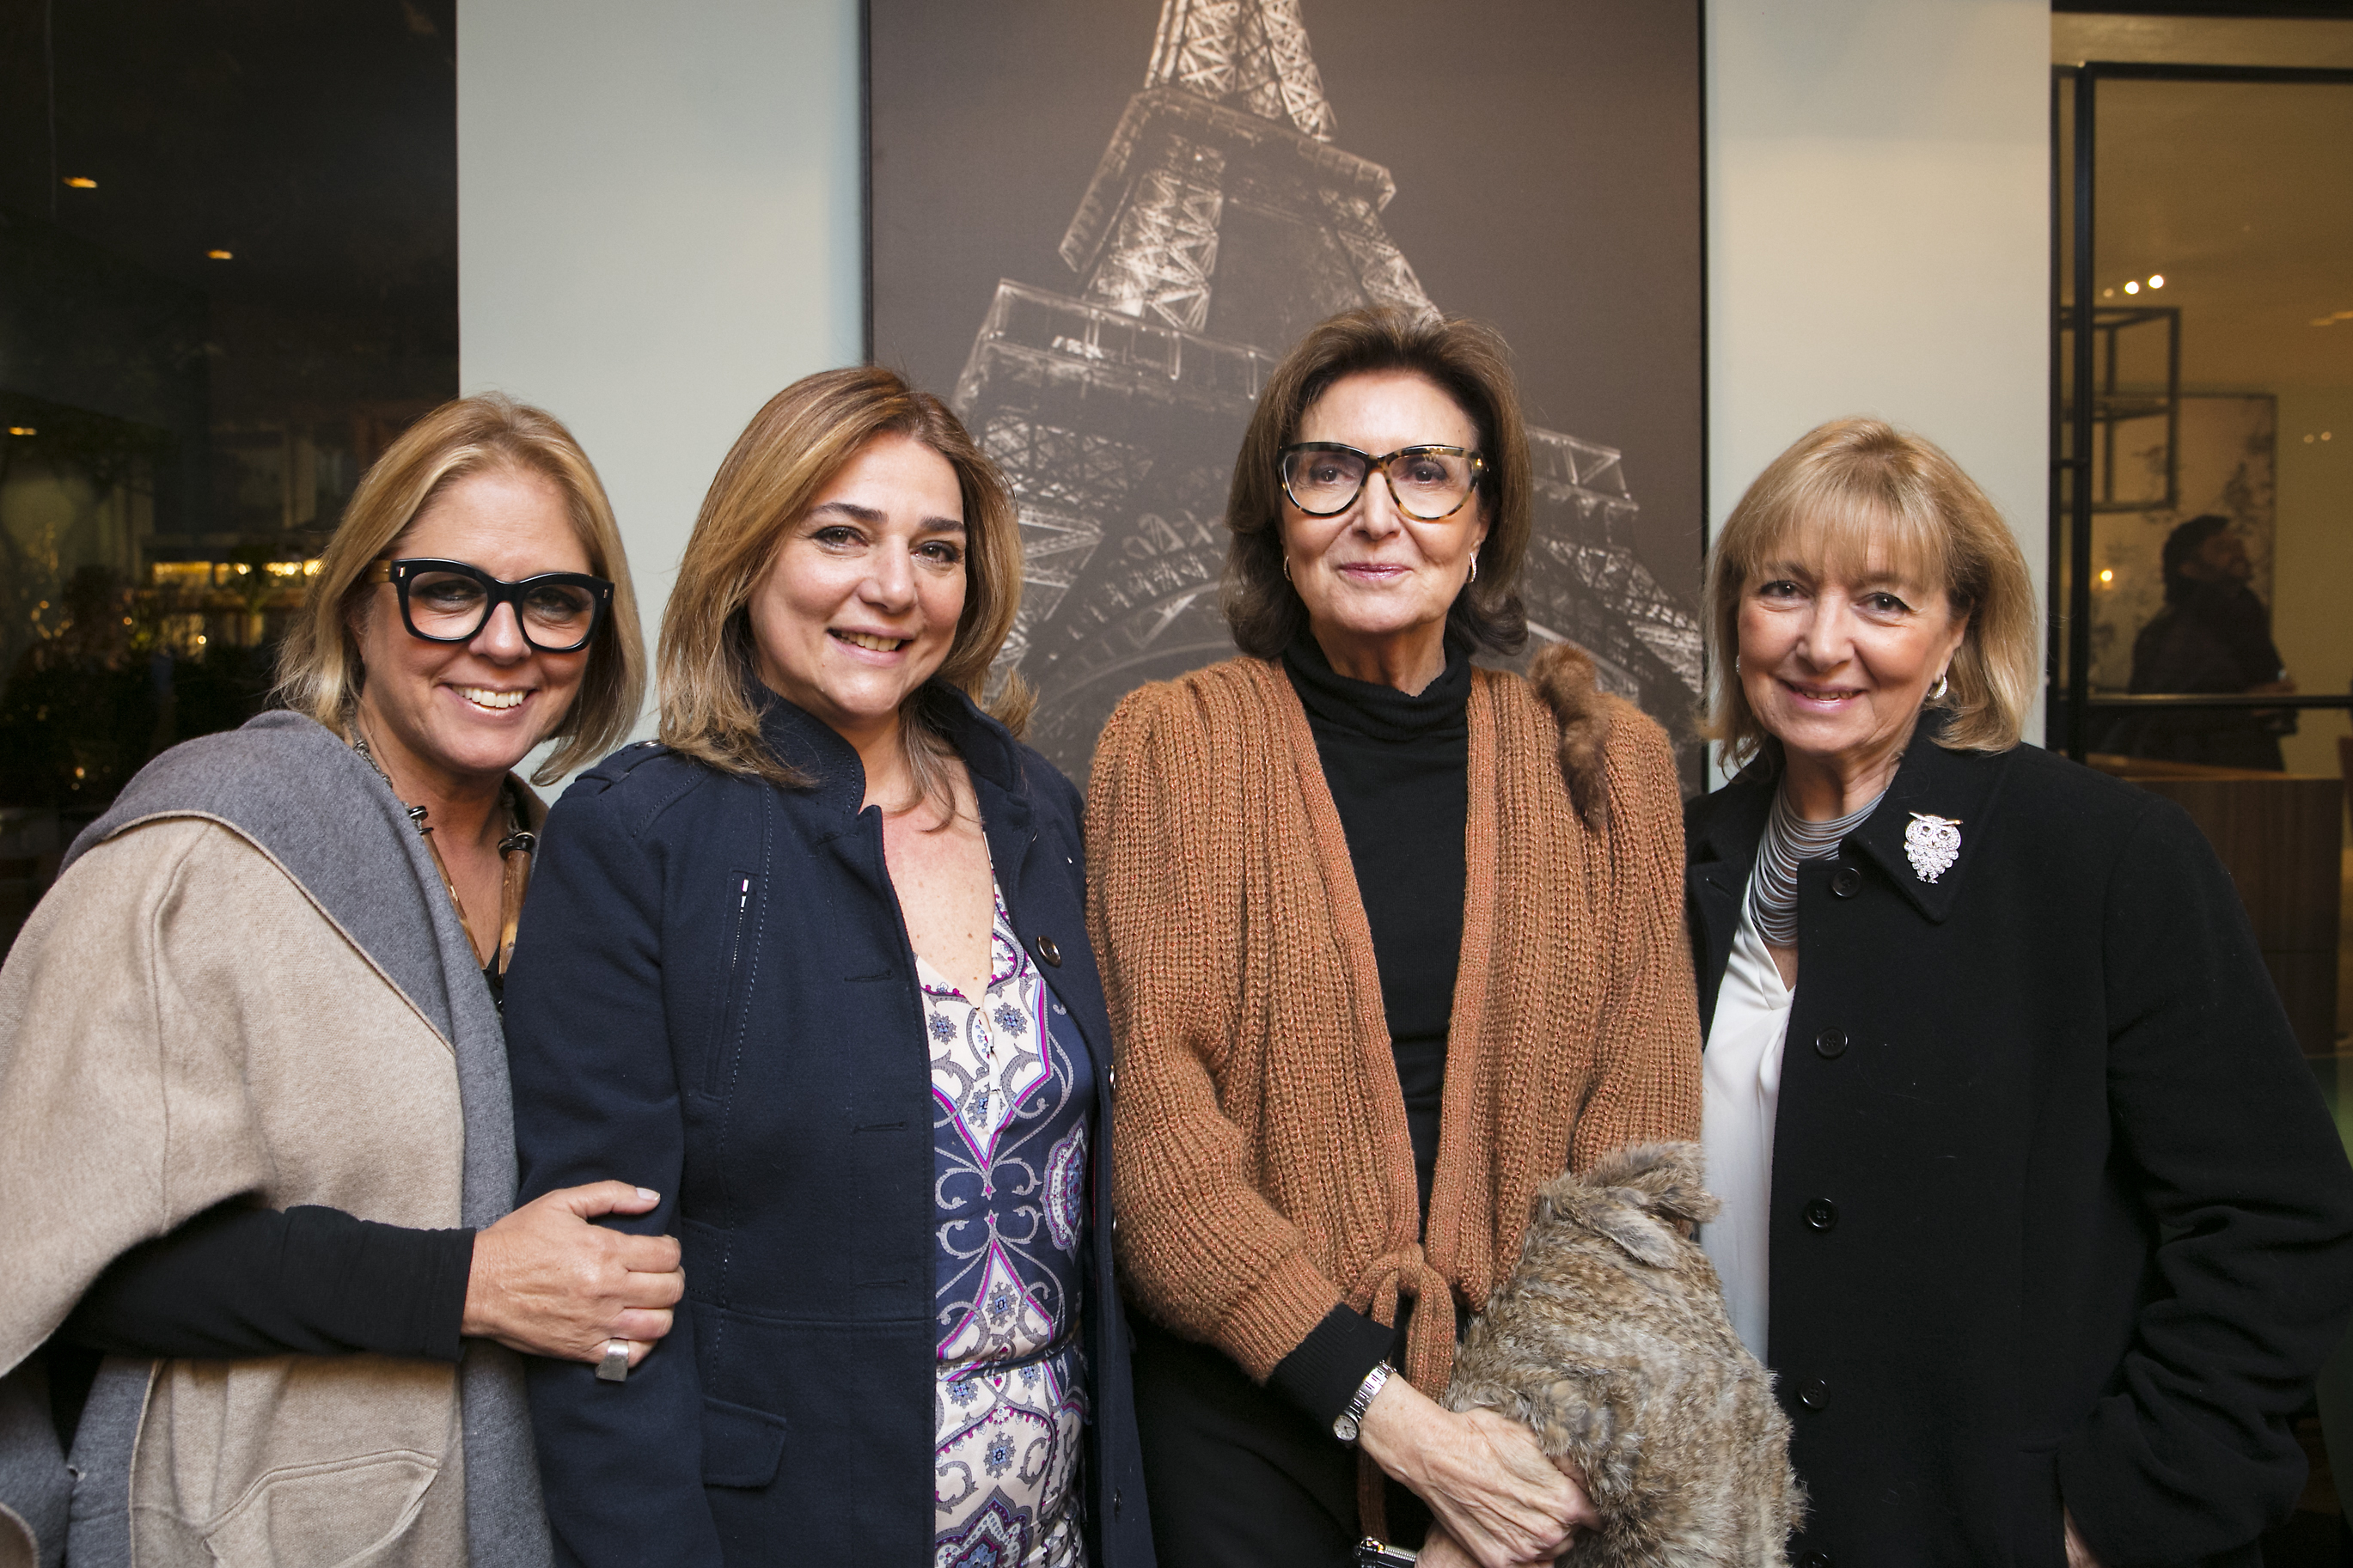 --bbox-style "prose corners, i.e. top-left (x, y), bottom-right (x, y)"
top-left (1904, 813), bottom-right (1963, 883)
